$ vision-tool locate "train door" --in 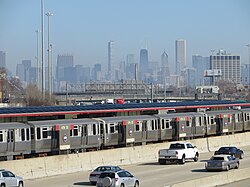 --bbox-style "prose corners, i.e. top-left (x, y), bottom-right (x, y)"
top-left (99, 121), bottom-right (105, 148)
top-left (82, 124), bottom-right (88, 147)
top-left (142, 120), bottom-right (147, 143)
top-left (51, 127), bottom-right (59, 153)
top-left (118, 121), bottom-right (125, 146)
top-left (7, 129), bottom-right (15, 153)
